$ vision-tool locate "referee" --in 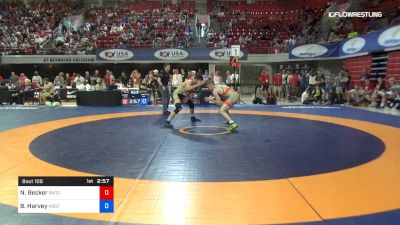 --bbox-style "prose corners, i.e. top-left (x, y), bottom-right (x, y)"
top-left (158, 64), bottom-right (171, 114)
